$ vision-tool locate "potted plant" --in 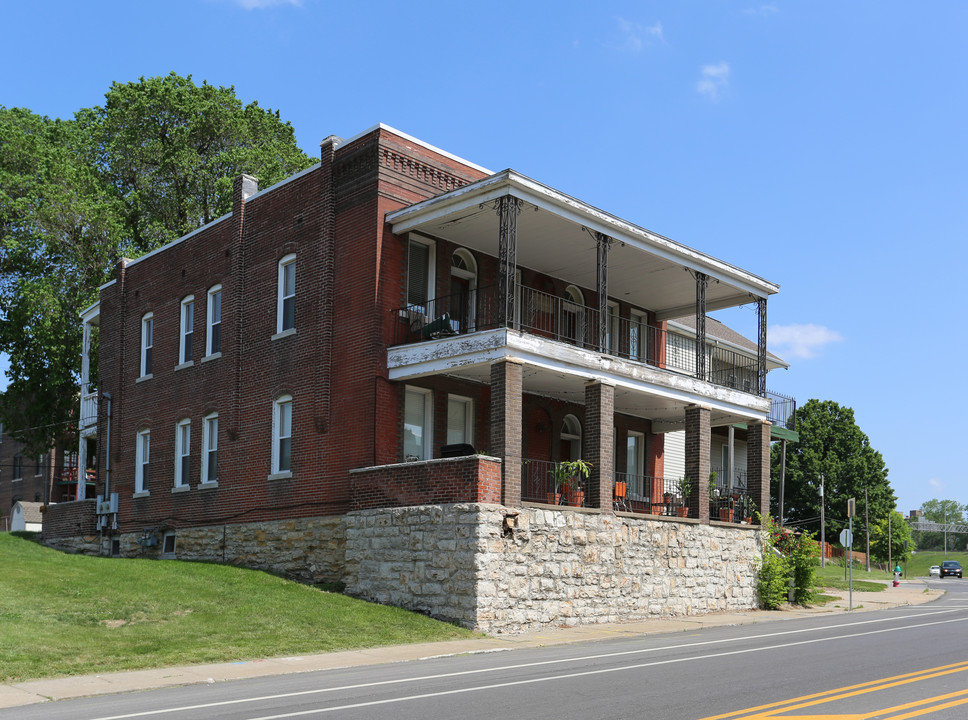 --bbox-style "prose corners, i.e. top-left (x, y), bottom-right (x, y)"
top-left (552, 459), bottom-right (591, 507)
top-left (674, 476), bottom-right (692, 517)
top-left (741, 496), bottom-right (757, 524)
top-left (718, 495), bottom-right (734, 522)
